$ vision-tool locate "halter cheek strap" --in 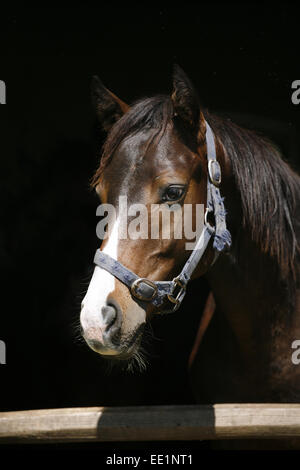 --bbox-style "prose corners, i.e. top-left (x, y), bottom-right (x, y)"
top-left (93, 121), bottom-right (231, 314)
